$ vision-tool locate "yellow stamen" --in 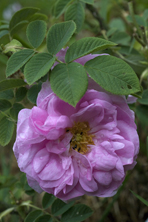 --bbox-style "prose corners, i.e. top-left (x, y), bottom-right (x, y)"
top-left (66, 122), bottom-right (94, 154)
